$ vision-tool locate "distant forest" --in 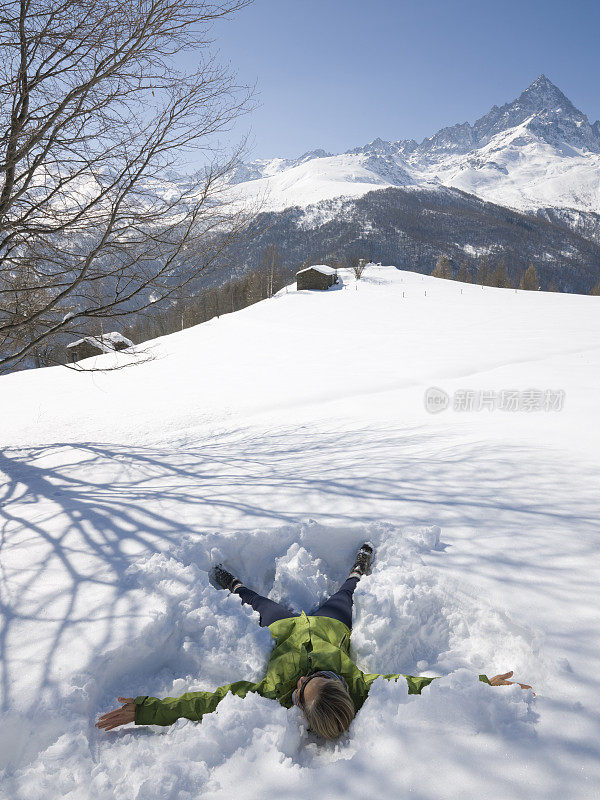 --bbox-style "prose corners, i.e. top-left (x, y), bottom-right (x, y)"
top-left (223, 186), bottom-right (600, 296)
